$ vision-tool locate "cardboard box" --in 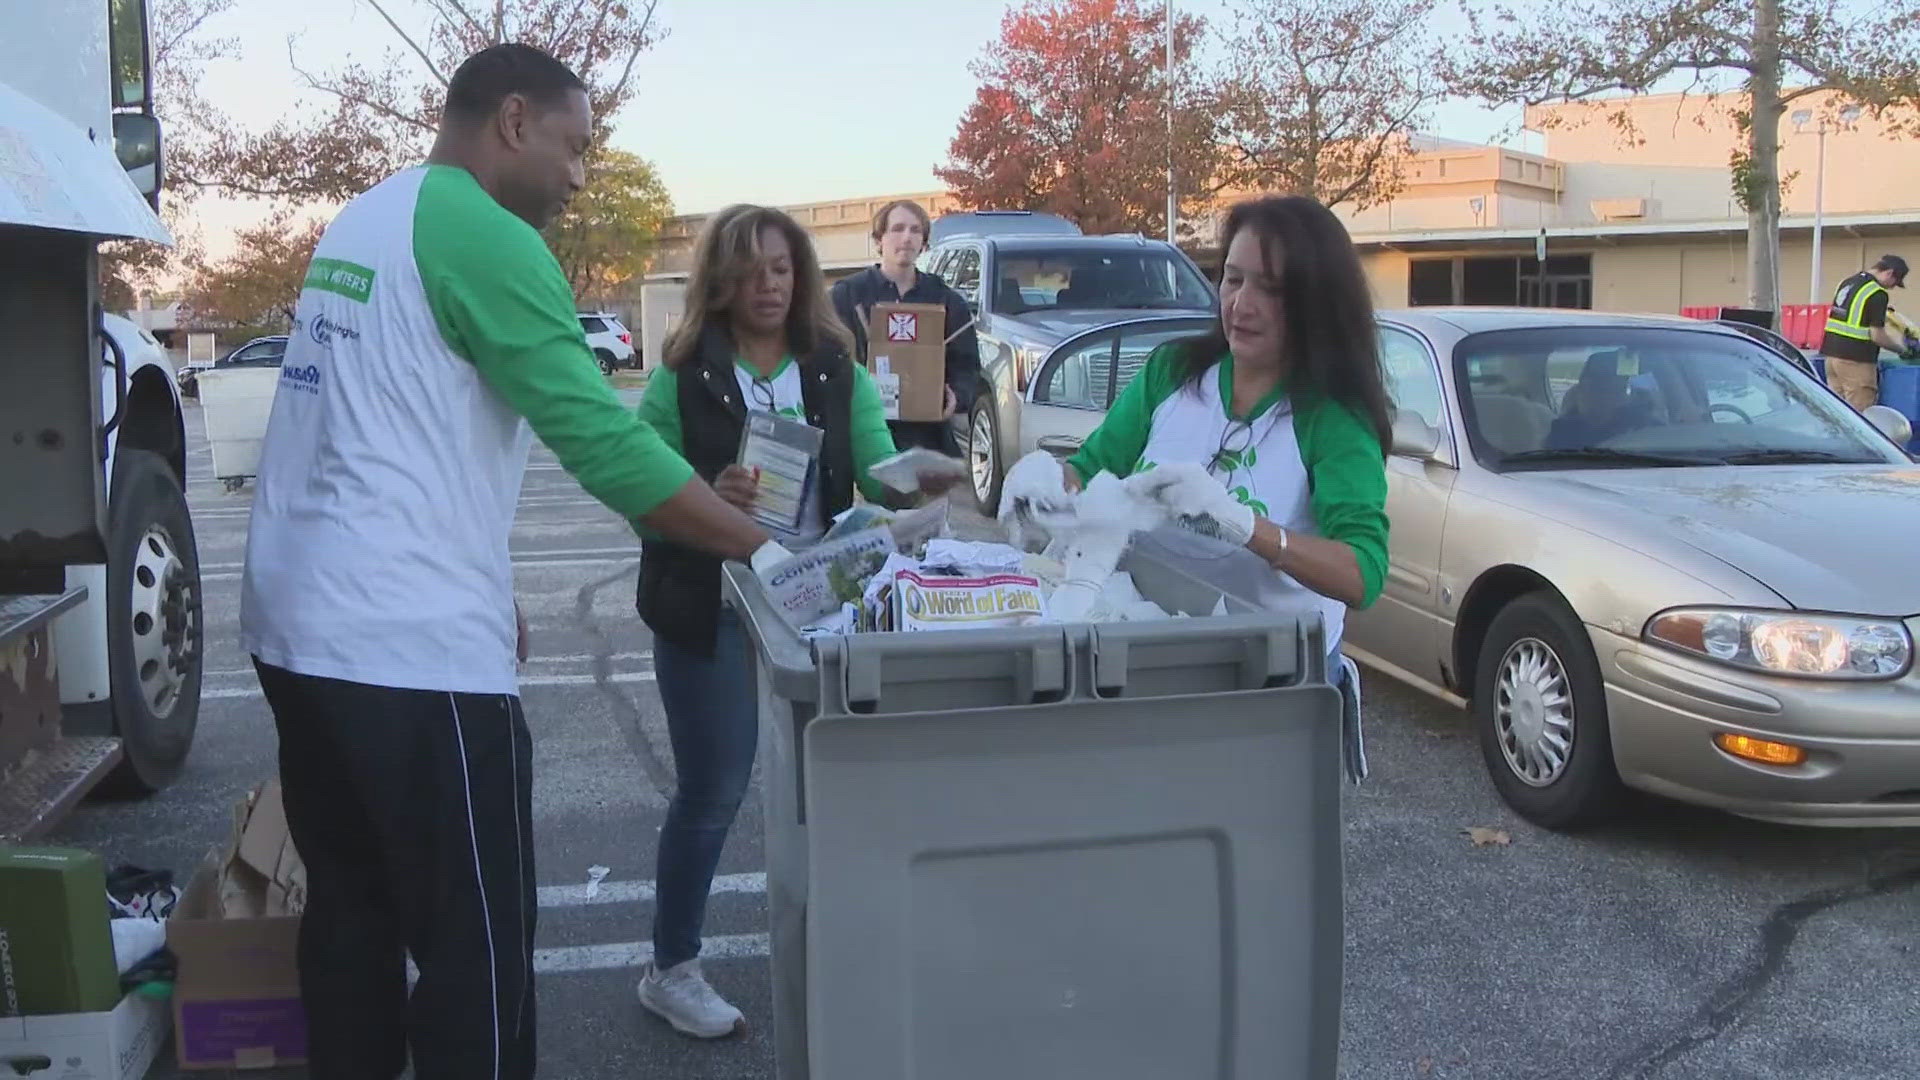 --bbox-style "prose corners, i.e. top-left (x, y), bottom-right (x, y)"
top-left (0, 847), bottom-right (122, 1017)
top-left (0, 990), bottom-right (169, 1080)
top-left (166, 782), bottom-right (308, 1070)
top-left (865, 301), bottom-right (947, 422)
